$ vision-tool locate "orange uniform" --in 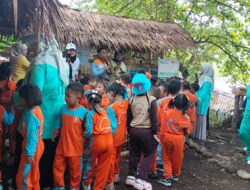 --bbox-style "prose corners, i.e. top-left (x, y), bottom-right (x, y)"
top-left (161, 109), bottom-right (191, 179)
top-left (0, 80), bottom-right (16, 110)
top-left (159, 97), bottom-right (173, 136)
top-left (101, 94), bottom-right (110, 109)
top-left (84, 109), bottom-right (113, 190)
top-left (53, 105), bottom-right (87, 189)
top-left (107, 100), bottom-right (129, 183)
top-left (80, 96), bottom-right (90, 110)
top-left (16, 106), bottom-right (44, 190)
top-left (185, 92), bottom-right (198, 134)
